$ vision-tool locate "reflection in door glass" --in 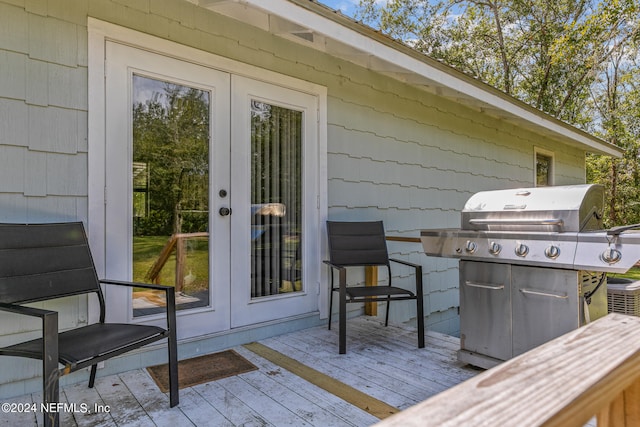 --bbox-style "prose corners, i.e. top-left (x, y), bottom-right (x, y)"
top-left (251, 100), bottom-right (303, 298)
top-left (131, 74), bottom-right (210, 317)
